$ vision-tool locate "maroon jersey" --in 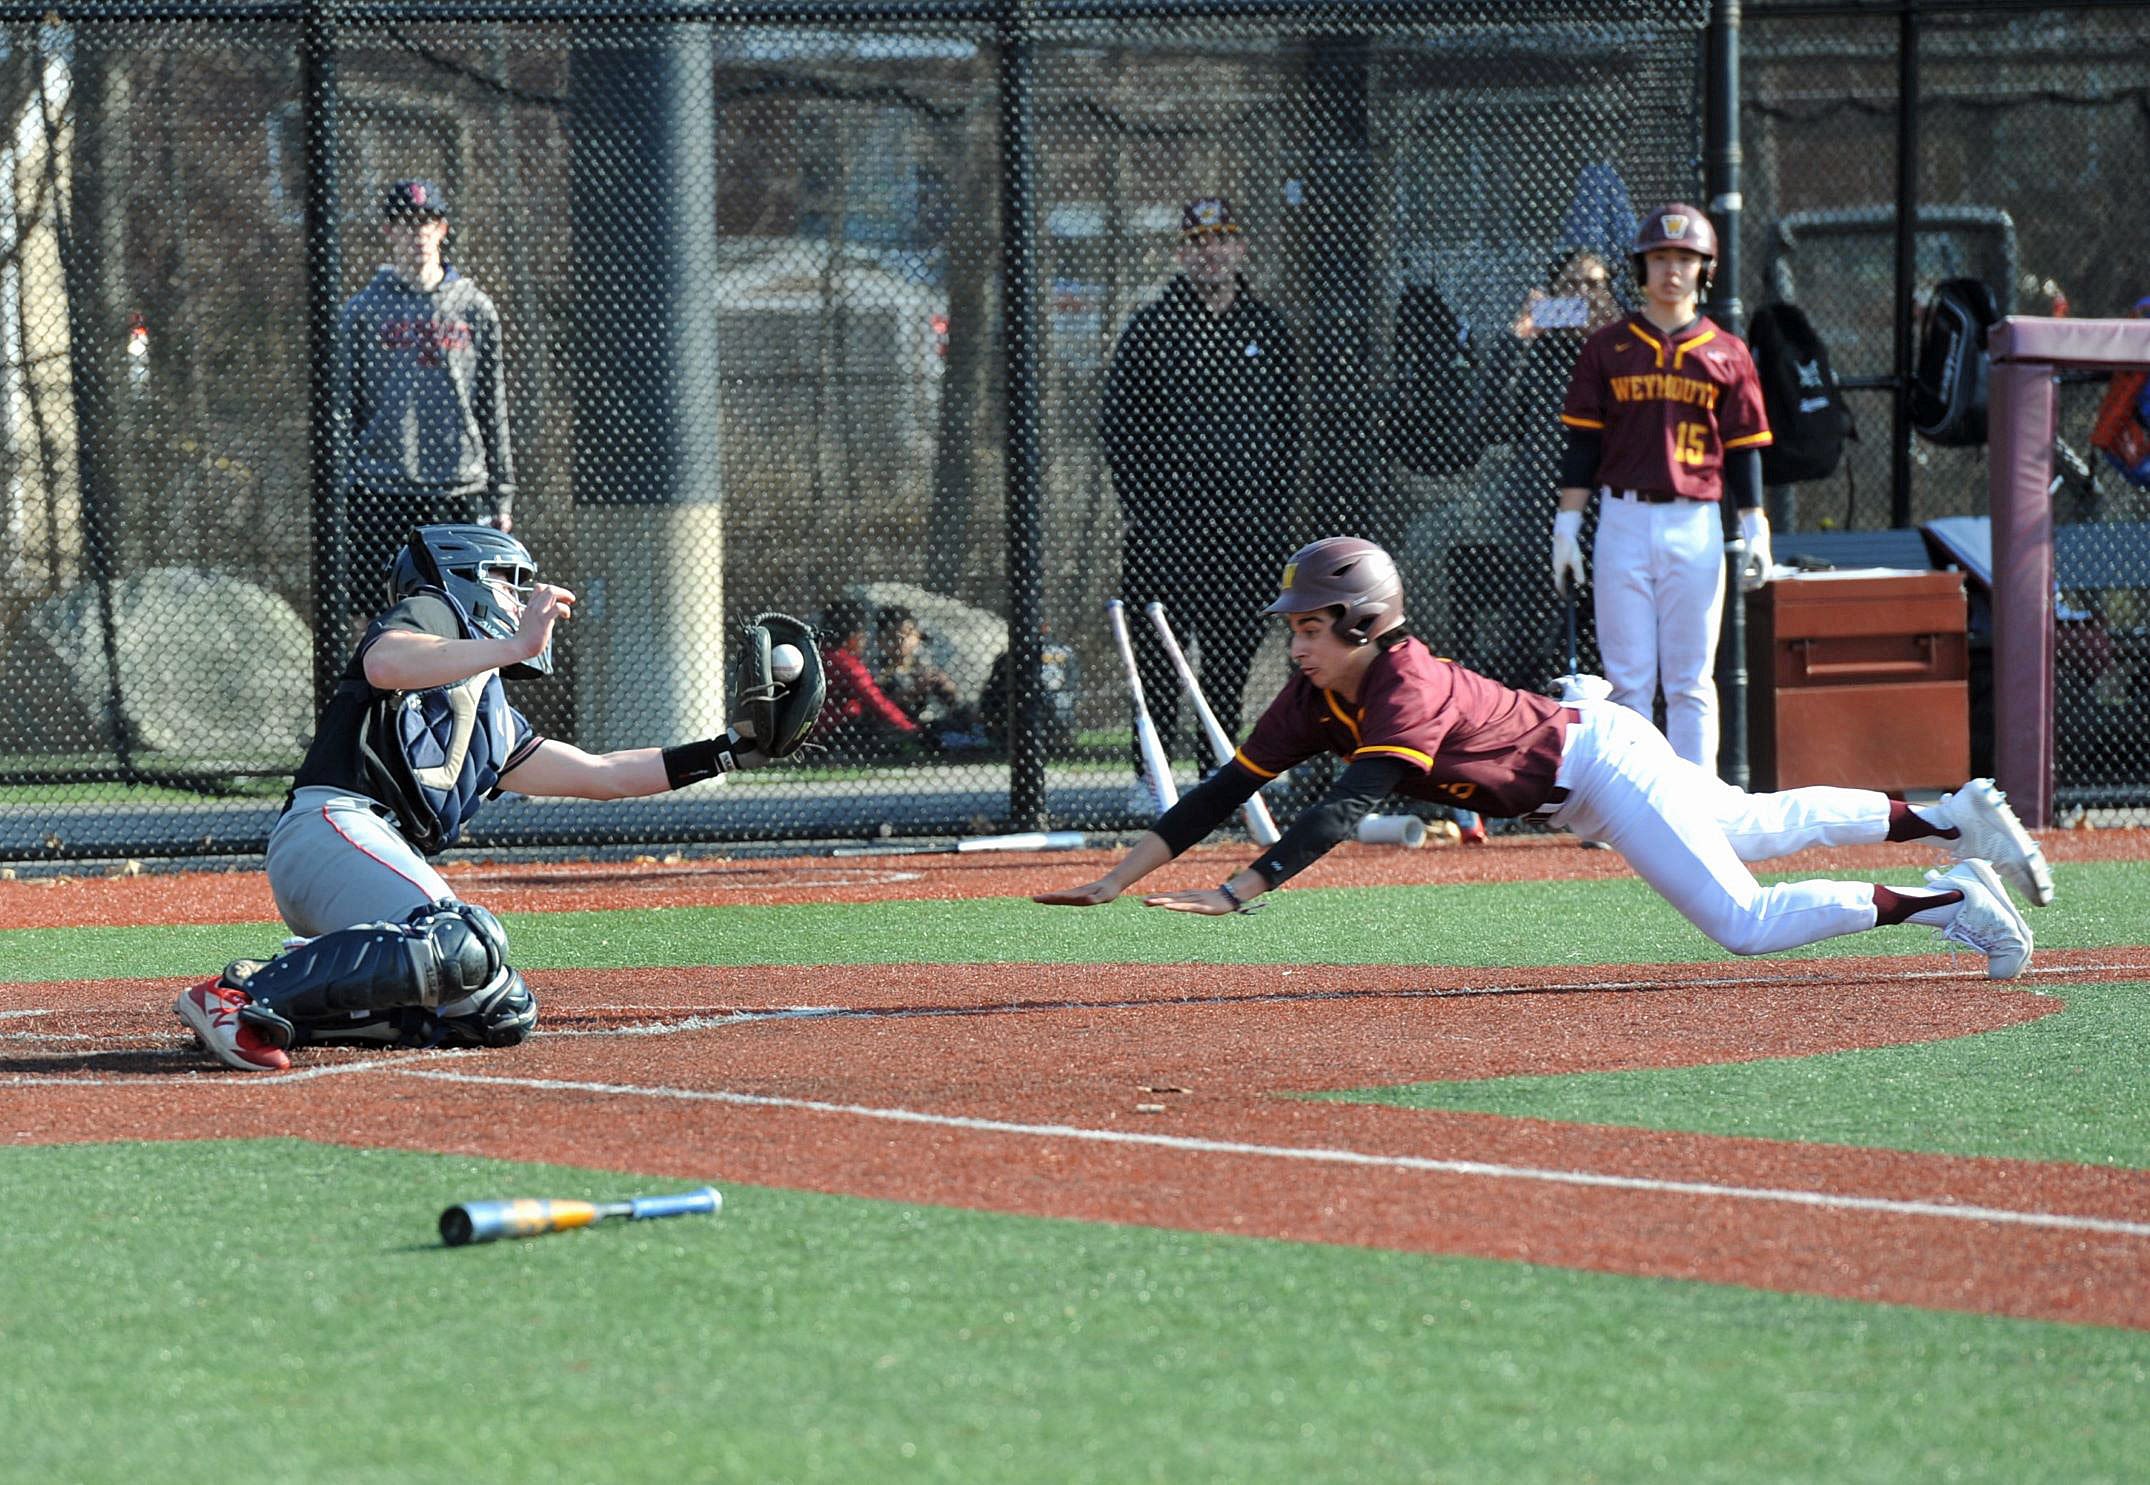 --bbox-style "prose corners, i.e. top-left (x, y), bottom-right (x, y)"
top-left (1560, 313), bottom-right (1771, 500)
top-left (1232, 634), bottom-right (1572, 818)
